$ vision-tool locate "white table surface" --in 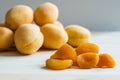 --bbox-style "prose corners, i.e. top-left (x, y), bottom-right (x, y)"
top-left (0, 32), bottom-right (120, 80)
